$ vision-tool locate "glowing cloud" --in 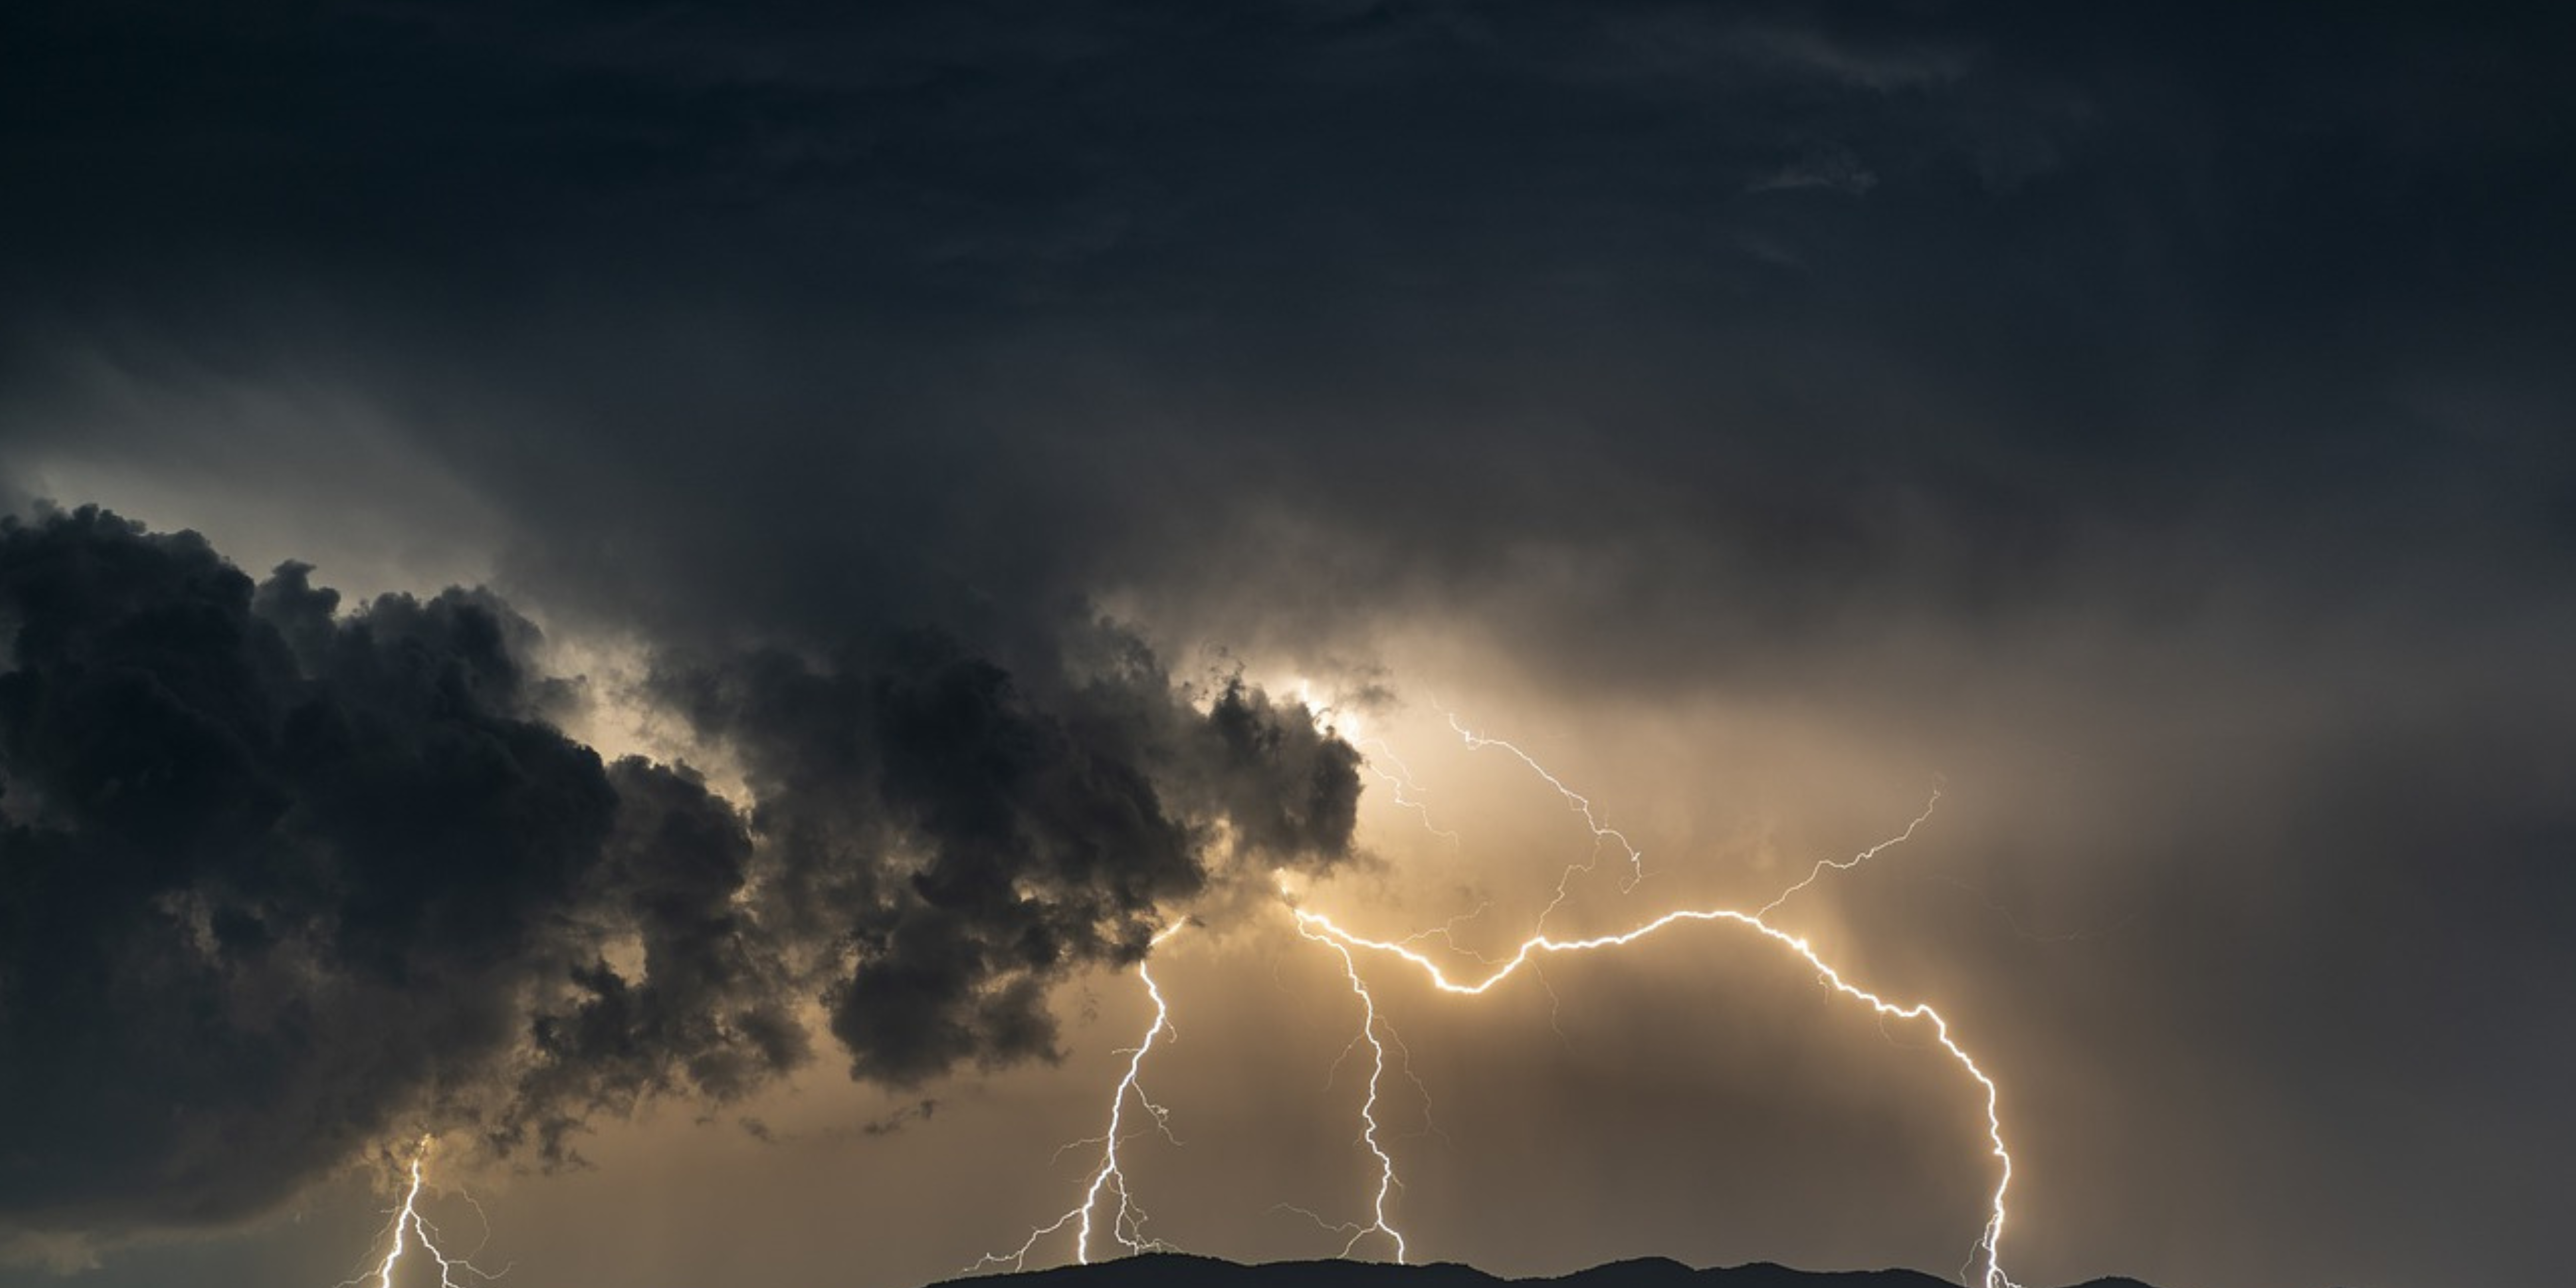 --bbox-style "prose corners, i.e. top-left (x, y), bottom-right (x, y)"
top-left (966, 710), bottom-right (2012, 1288)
